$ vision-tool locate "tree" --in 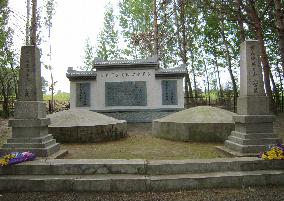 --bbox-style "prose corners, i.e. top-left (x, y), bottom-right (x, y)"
top-left (26, 0), bottom-right (31, 45)
top-left (273, 0), bottom-right (284, 75)
top-left (41, 76), bottom-right (48, 95)
top-left (44, 0), bottom-right (56, 112)
top-left (0, 0), bottom-right (18, 118)
top-left (96, 3), bottom-right (120, 61)
top-left (242, 0), bottom-right (275, 110)
top-left (82, 37), bottom-right (95, 70)
top-left (119, 0), bottom-right (153, 58)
